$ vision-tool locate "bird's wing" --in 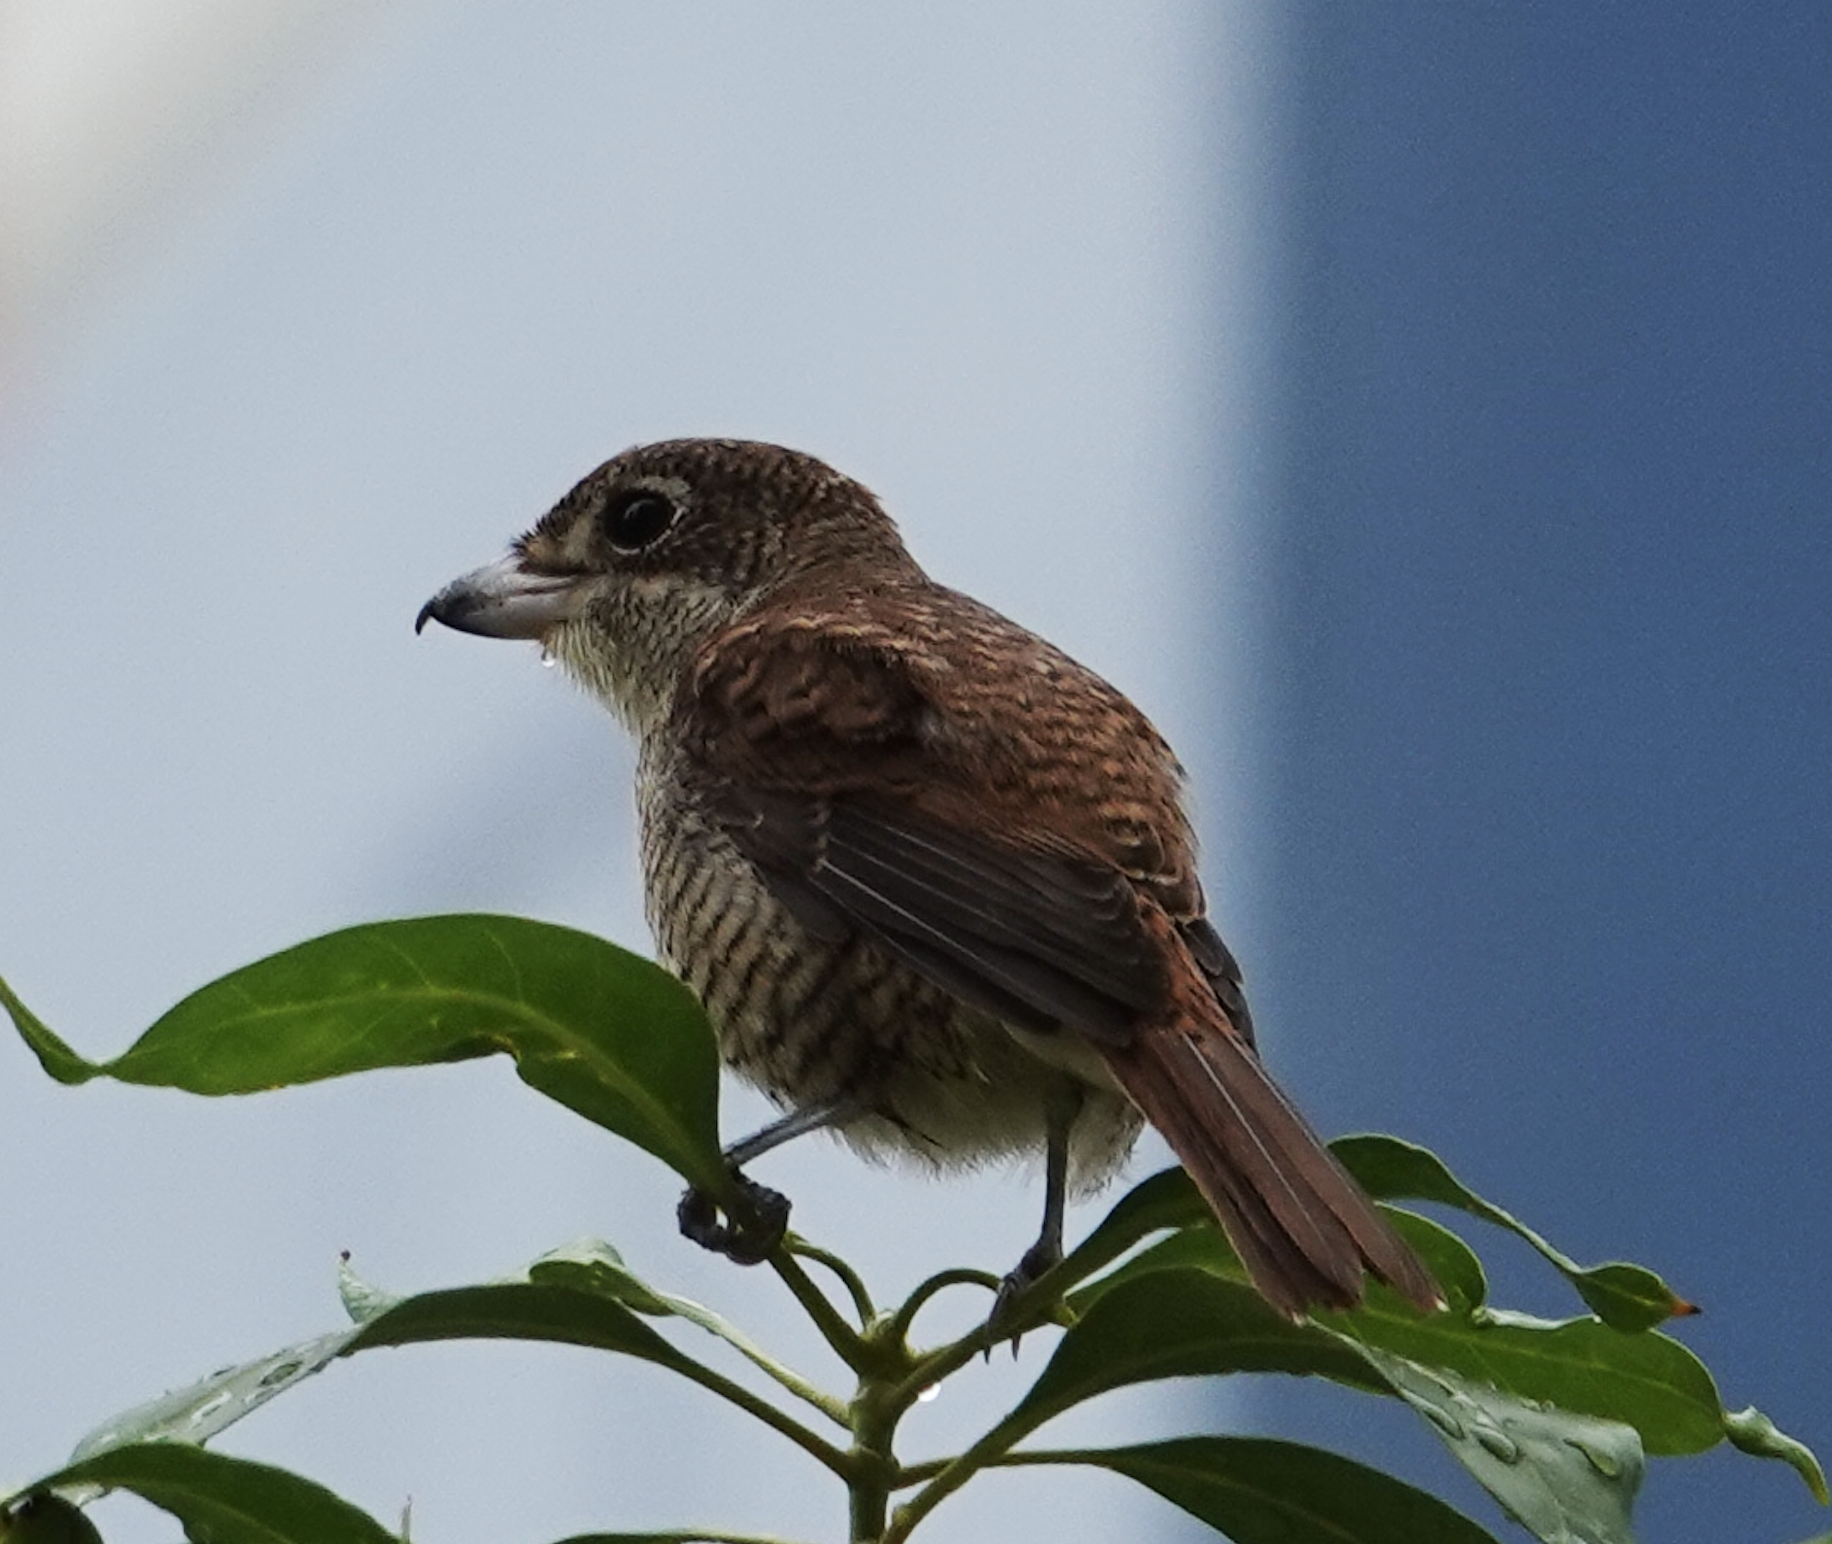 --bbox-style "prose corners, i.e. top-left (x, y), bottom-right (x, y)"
top-left (679, 603), bottom-right (1223, 1043)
